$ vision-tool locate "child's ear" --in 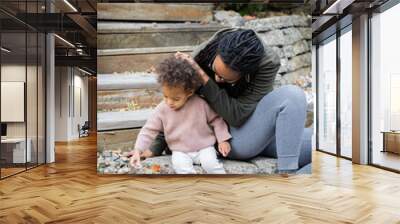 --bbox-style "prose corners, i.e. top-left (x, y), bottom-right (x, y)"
top-left (187, 90), bottom-right (195, 97)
